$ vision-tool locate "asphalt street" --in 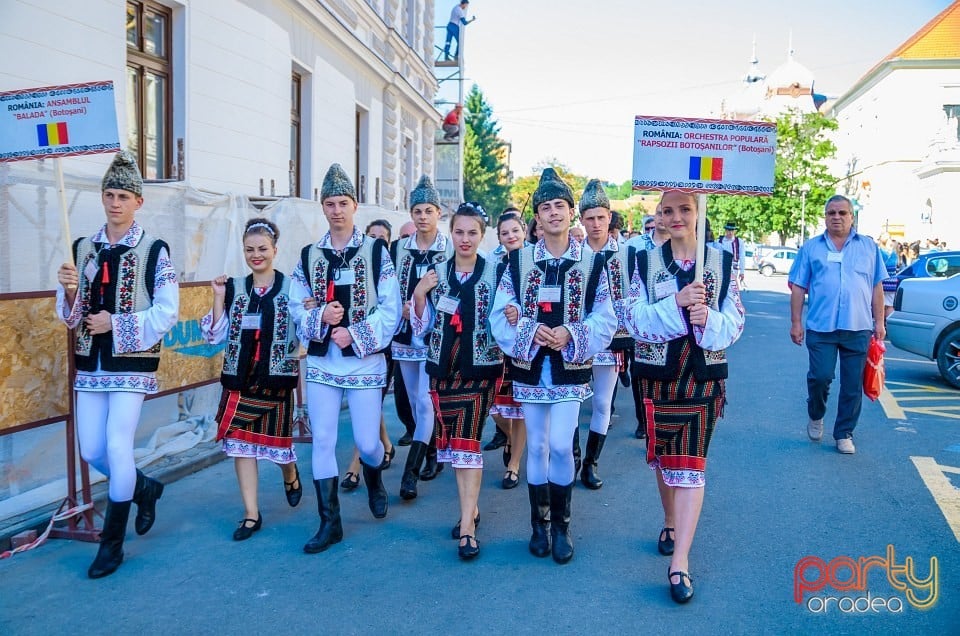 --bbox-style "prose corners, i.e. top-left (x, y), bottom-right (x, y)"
top-left (1, 270), bottom-right (958, 634)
